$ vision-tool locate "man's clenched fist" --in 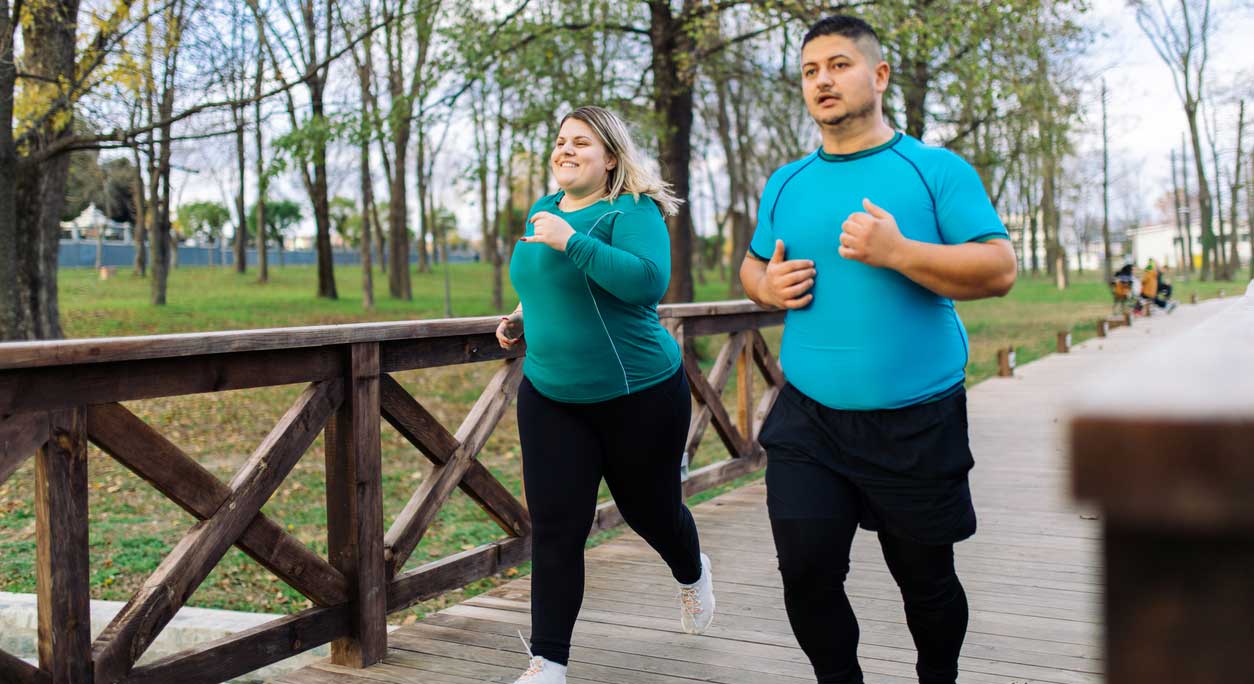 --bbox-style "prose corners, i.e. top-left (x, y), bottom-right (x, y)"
top-left (839, 198), bottom-right (906, 269)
